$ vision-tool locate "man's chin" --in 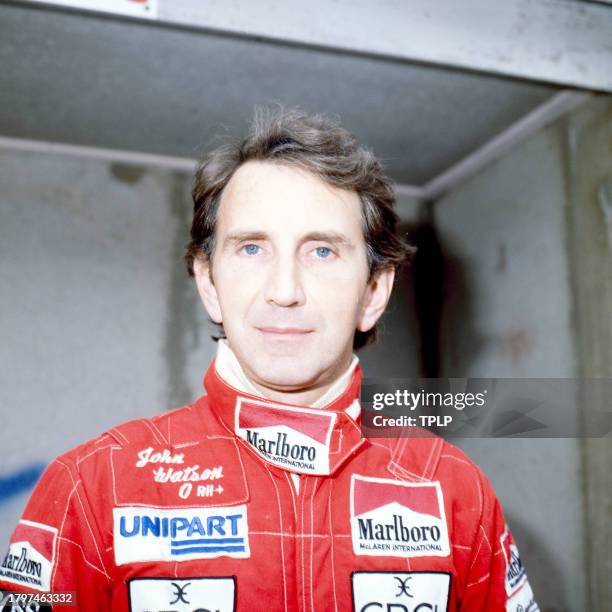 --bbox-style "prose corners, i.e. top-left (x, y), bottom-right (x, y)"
top-left (249, 361), bottom-right (323, 393)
